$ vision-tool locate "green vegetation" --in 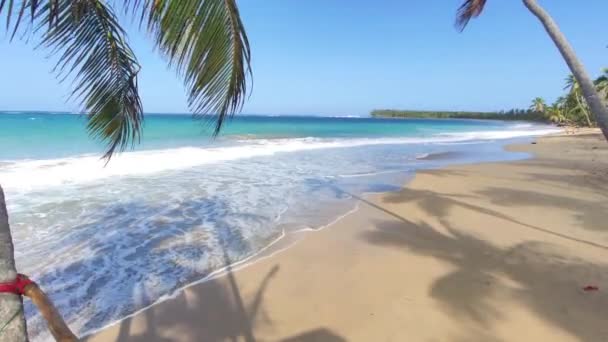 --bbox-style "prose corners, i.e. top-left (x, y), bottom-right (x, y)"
top-left (529, 70), bottom-right (608, 127)
top-left (457, 0), bottom-right (608, 140)
top-left (0, 1), bottom-right (606, 339)
top-left (2, 0), bottom-right (250, 159)
top-left (0, 1), bottom-right (250, 339)
top-left (373, 68), bottom-right (608, 126)
top-left (371, 109), bottom-right (545, 121)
